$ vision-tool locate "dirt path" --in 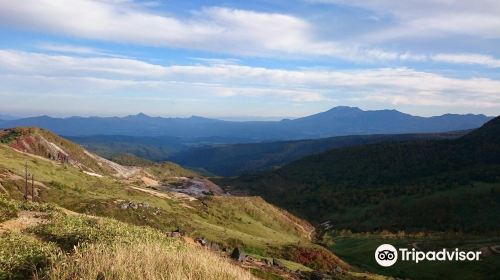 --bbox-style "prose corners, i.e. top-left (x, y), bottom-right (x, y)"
top-left (128, 186), bottom-right (196, 208)
top-left (85, 151), bottom-right (141, 178)
top-left (4, 171), bottom-right (50, 189)
top-left (140, 176), bottom-right (159, 187)
top-left (0, 211), bottom-right (49, 233)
